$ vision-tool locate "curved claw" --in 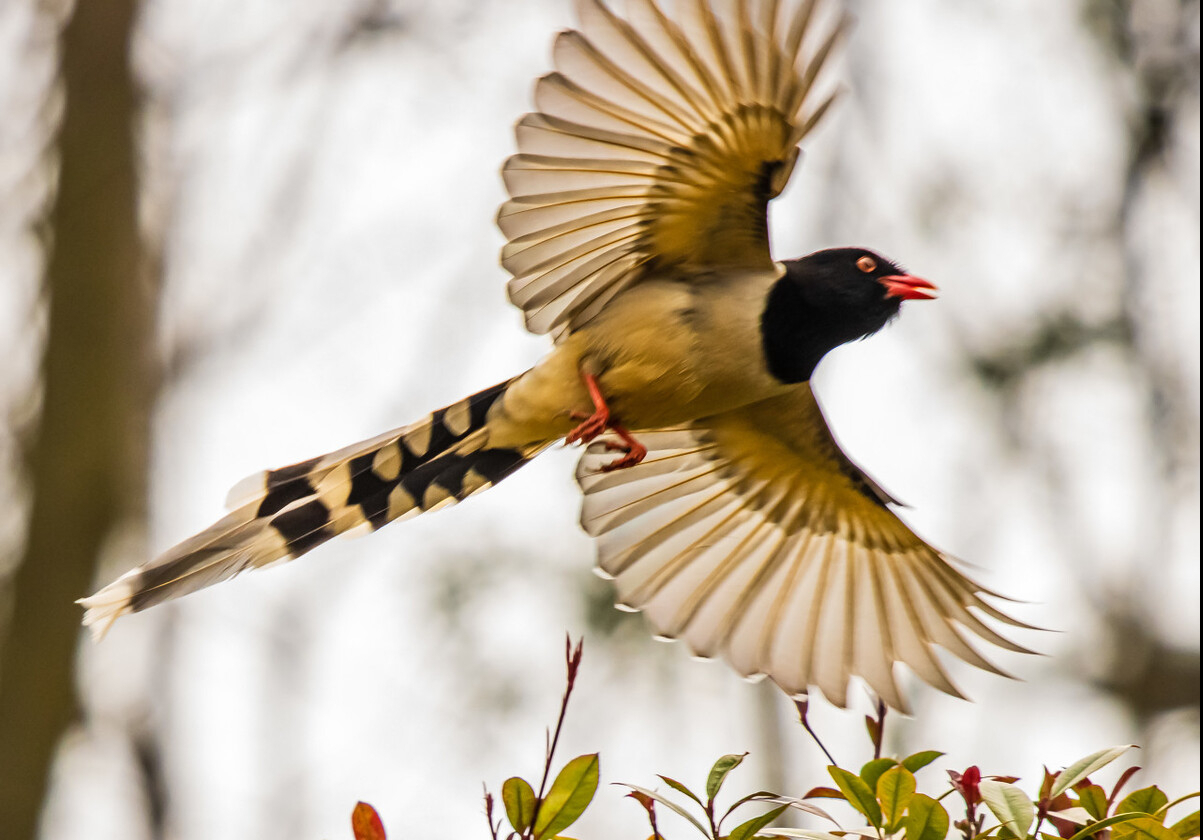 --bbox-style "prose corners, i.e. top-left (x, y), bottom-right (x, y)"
top-left (598, 422), bottom-right (647, 471)
top-left (566, 371), bottom-right (647, 471)
top-left (566, 407), bottom-right (609, 445)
